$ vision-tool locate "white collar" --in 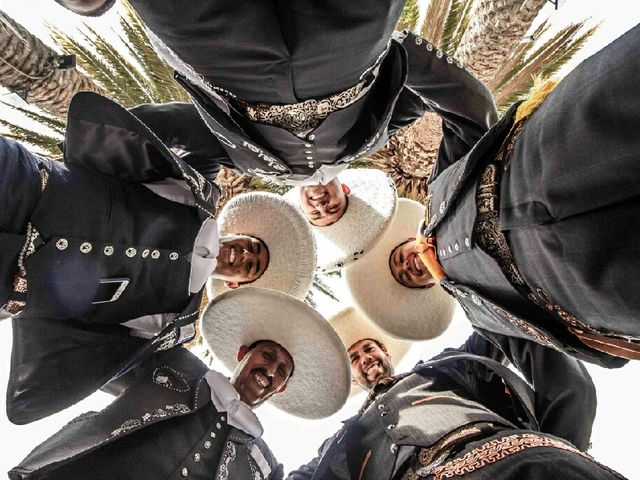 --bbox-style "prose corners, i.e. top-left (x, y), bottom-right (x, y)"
top-left (204, 370), bottom-right (263, 438)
